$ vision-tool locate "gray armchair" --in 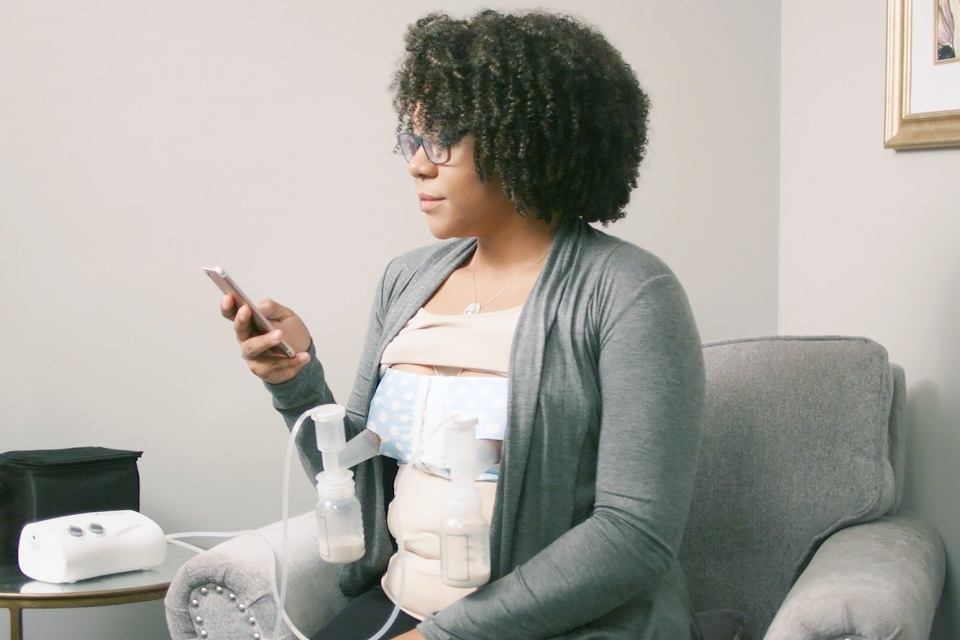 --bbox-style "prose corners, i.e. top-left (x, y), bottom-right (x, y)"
top-left (680, 336), bottom-right (943, 639)
top-left (165, 336), bottom-right (945, 639)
